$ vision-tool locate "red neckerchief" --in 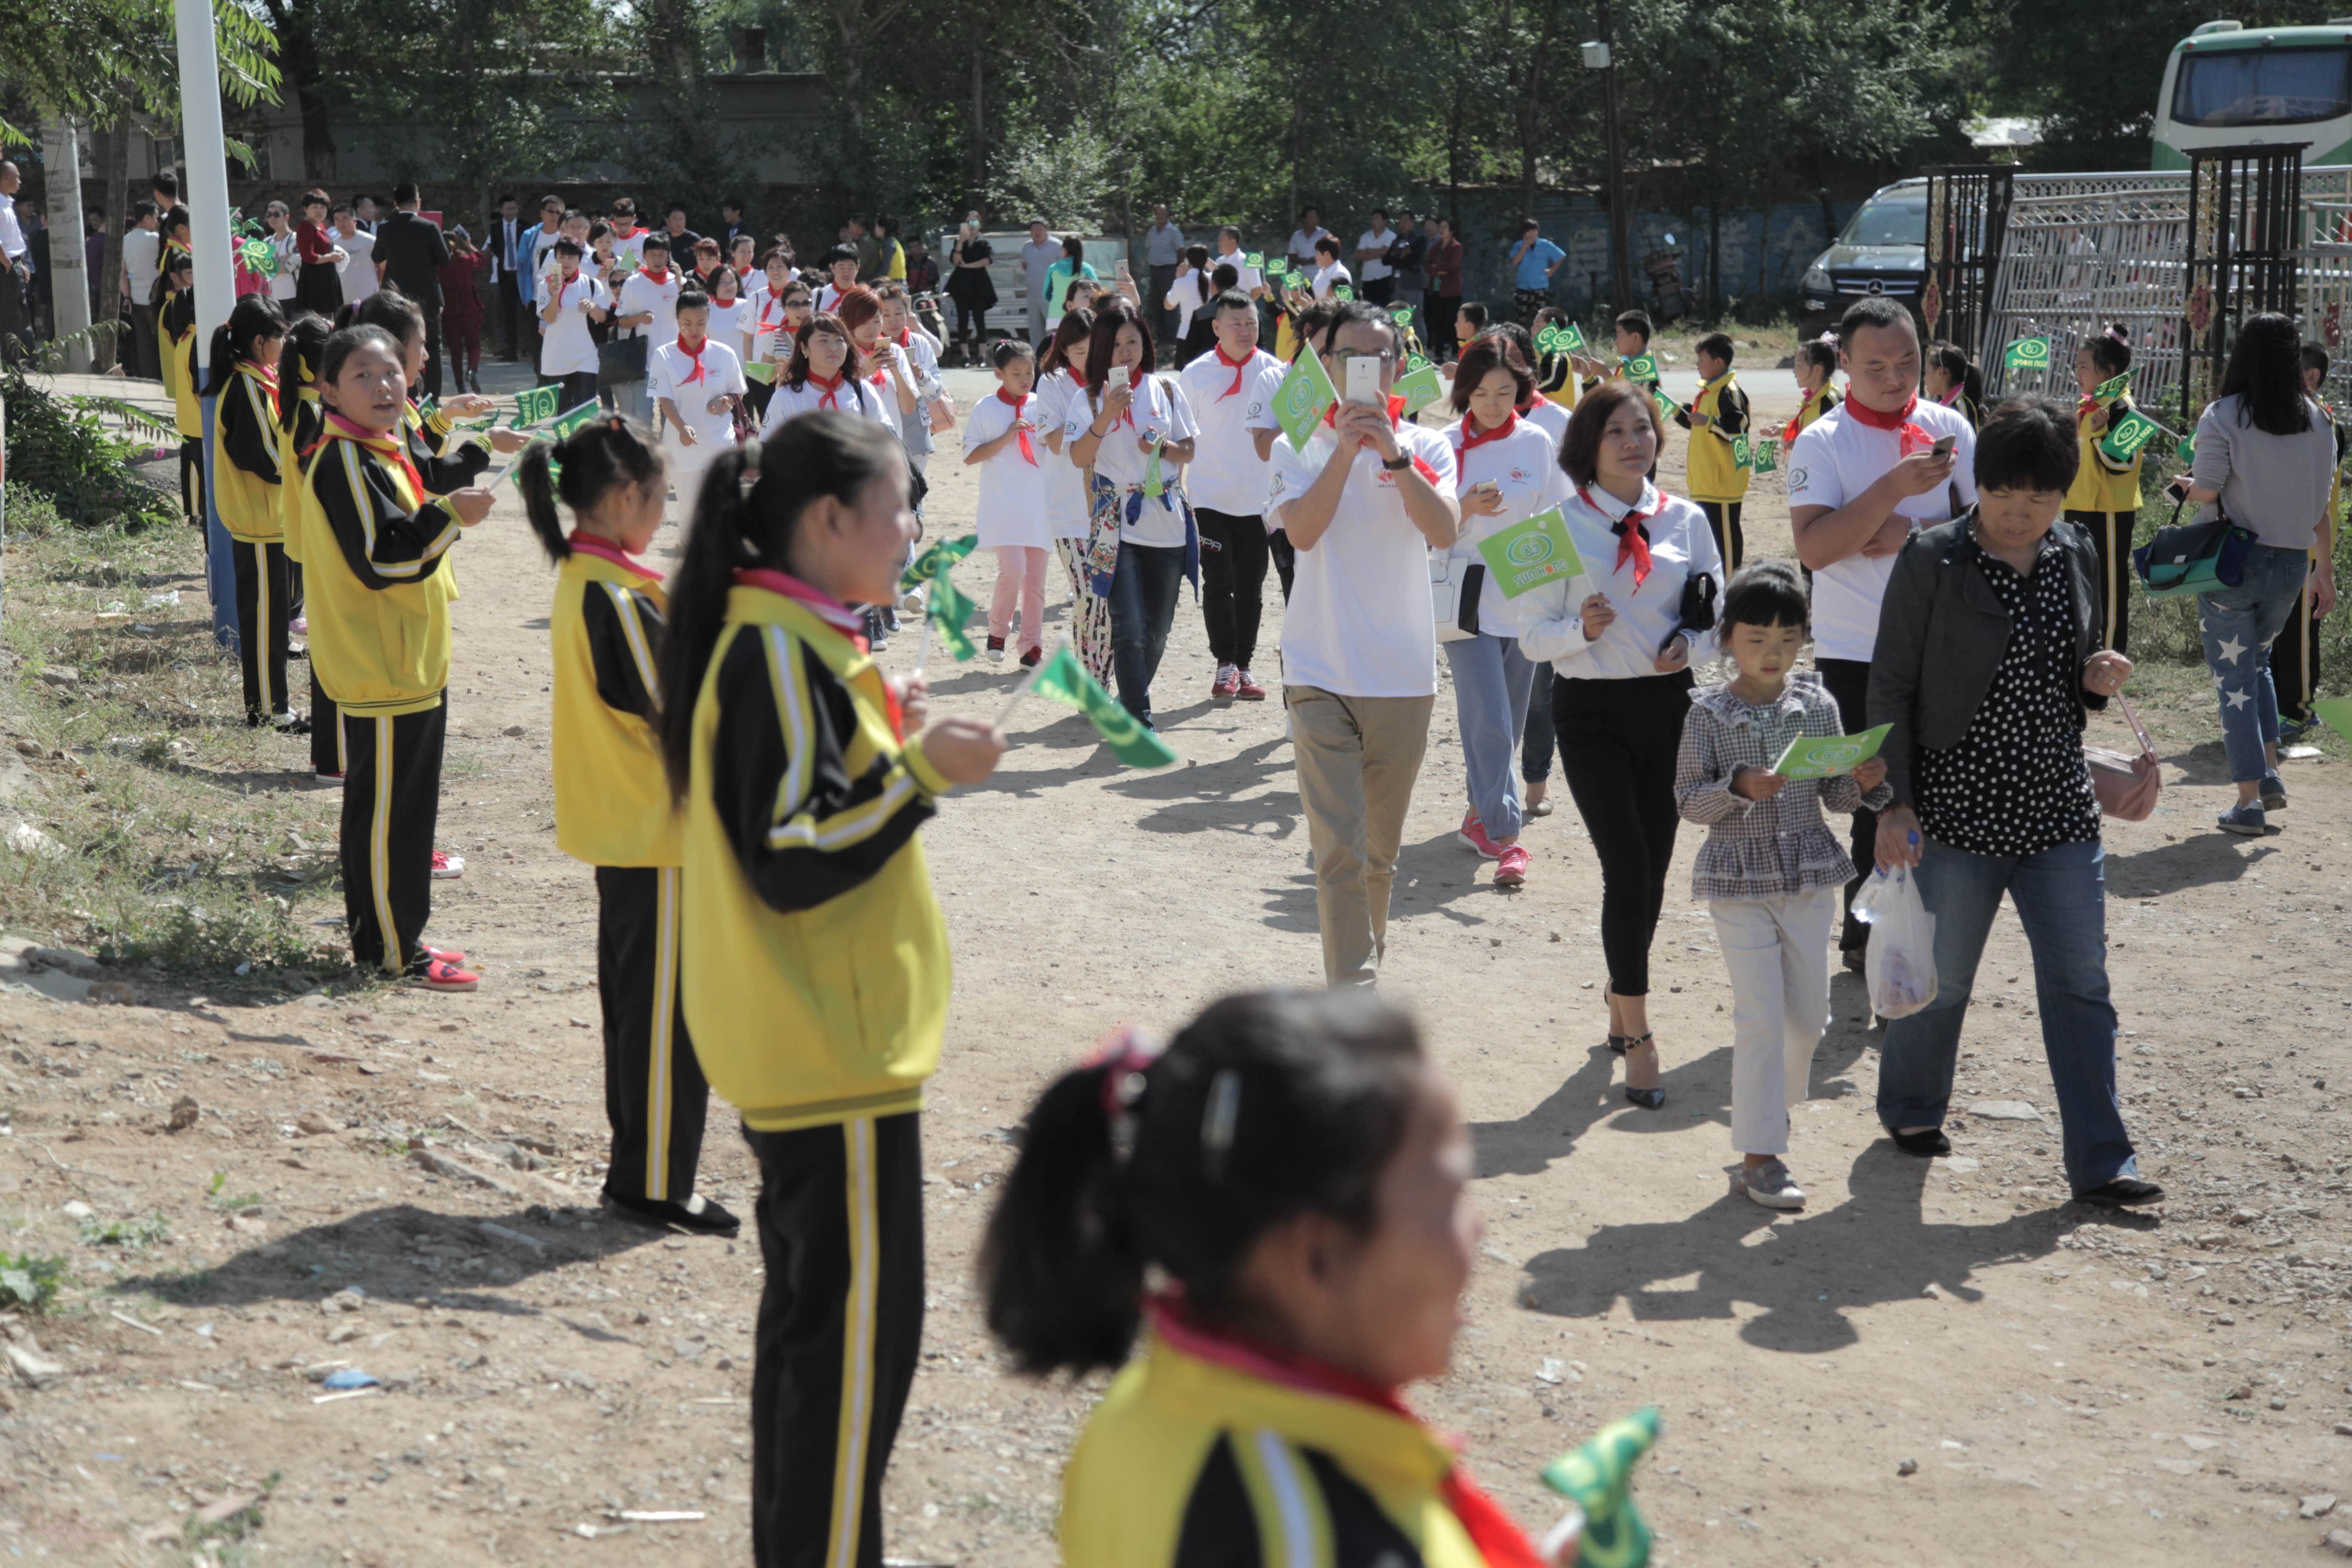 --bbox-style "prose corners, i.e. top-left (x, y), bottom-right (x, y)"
top-left (324, 410), bottom-right (428, 504)
top-left (1458, 411), bottom-right (1517, 453)
top-left (677, 335), bottom-right (709, 386)
top-left (995, 389), bottom-right (1037, 464)
top-left (894, 327), bottom-right (913, 348)
top-left (1212, 344), bottom-right (1254, 400)
top-left (805, 371), bottom-right (845, 410)
top-left (638, 266), bottom-right (671, 285)
top-left (243, 361), bottom-right (282, 418)
top-left (1321, 395), bottom-right (1442, 484)
top-left (1579, 482), bottom-right (1660, 589)
top-left (1843, 392), bottom-right (1934, 454)
top-left (1147, 1297), bottom-right (1544, 1568)
top-left (567, 531), bottom-right (662, 582)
